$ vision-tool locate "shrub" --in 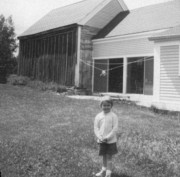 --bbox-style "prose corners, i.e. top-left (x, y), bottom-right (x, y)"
top-left (7, 75), bottom-right (67, 93)
top-left (150, 105), bottom-right (179, 116)
top-left (7, 74), bottom-right (30, 86)
top-left (27, 80), bottom-right (67, 93)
